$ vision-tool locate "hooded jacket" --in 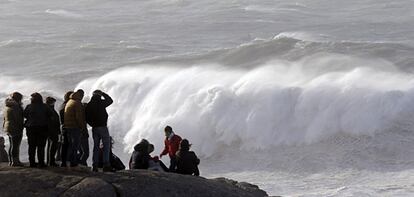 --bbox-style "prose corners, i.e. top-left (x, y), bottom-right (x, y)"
top-left (129, 140), bottom-right (151, 169)
top-left (63, 92), bottom-right (87, 130)
top-left (85, 93), bottom-right (113, 127)
top-left (3, 98), bottom-right (24, 136)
